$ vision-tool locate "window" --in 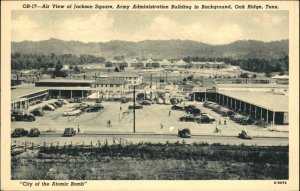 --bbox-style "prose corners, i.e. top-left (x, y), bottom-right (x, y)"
top-left (110, 84), bottom-right (113, 87)
top-left (116, 85), bottom-right (120, 87)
